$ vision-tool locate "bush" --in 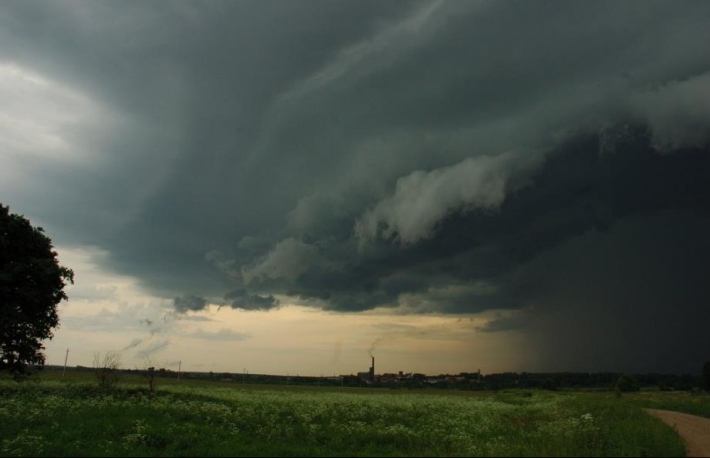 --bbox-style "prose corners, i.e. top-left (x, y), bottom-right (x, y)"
top-left (616, 374), bottom-right (640, 392)
top-left (93, 351), bottom-right (121, 389)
